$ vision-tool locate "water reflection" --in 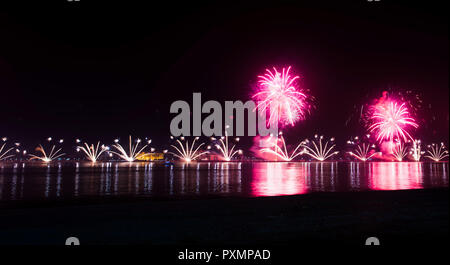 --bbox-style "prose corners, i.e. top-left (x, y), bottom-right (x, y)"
top-left (251, 163), bottom-right (308, 196)
top-left (0, 161), bottom-right (447, 201)
top-left (369, 162), bottom-right (423, 190)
